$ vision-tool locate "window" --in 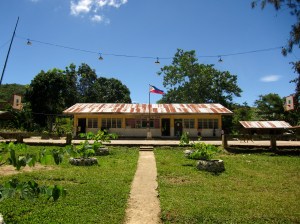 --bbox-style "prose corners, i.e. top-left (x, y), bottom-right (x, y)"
top-left (88, 118), bottom-right (98, 128)
top-left (183, 119), bottom-right (195, 129)
top-left (102, 118), bottom-right (122, 129)
top-left (125, 118), bottom-right (159, 128)
top-left (198, 119), bottom-right (218, 129)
